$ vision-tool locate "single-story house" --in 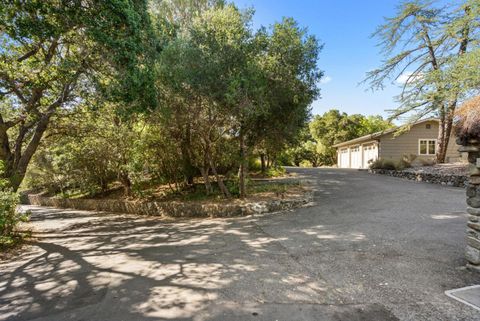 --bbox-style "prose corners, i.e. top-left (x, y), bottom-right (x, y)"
top-left (333, 118), bottom-right (463, 169)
